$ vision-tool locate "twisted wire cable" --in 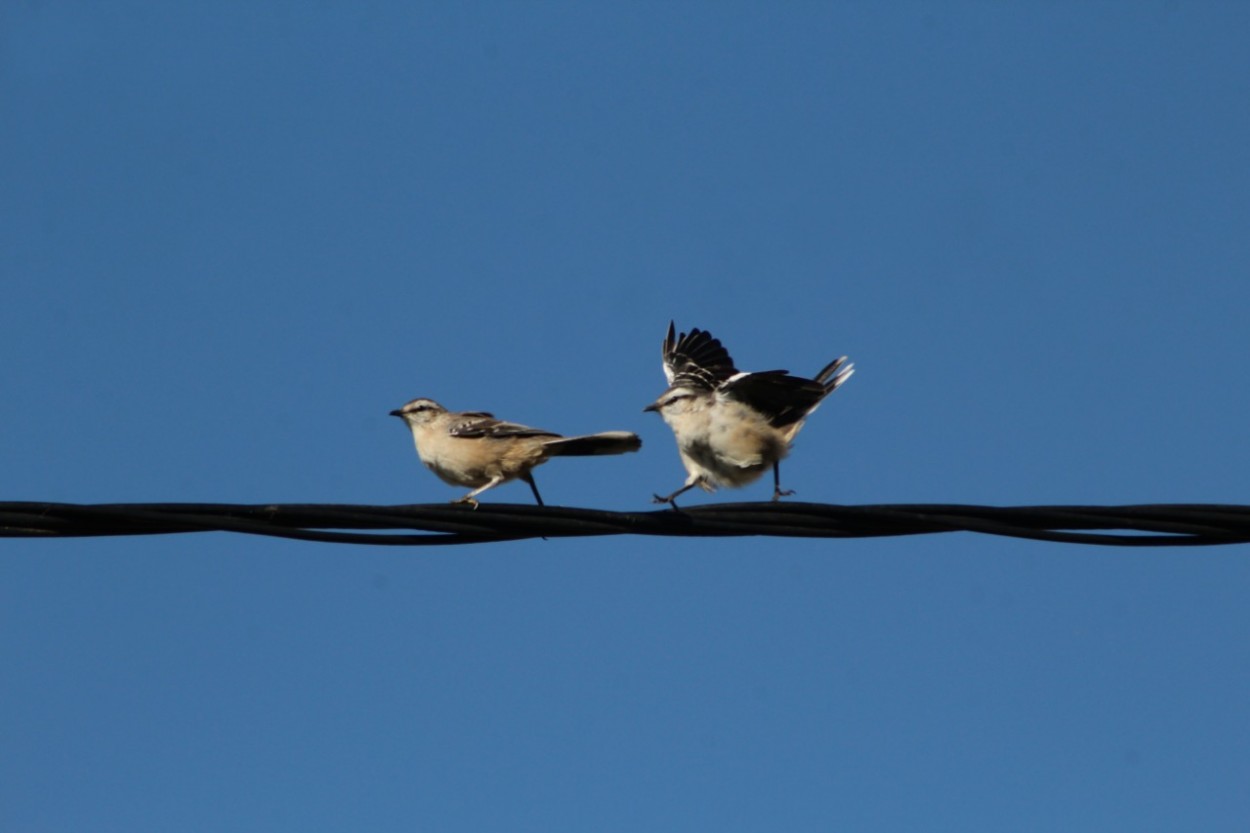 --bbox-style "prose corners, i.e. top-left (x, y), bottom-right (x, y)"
top-left (3, 501), bottom-right (1250, 547)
